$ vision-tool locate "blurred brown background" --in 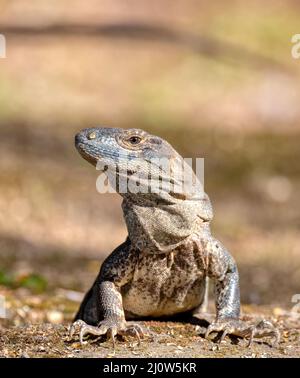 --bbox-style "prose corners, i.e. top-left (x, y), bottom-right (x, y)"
top-left (0, 0), bottom-right (299, 311)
